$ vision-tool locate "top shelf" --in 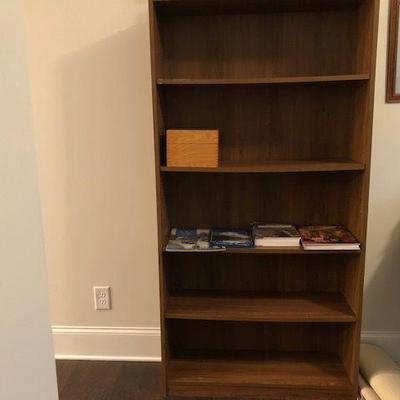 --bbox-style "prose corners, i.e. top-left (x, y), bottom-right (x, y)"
top-left (153, 0), bottom-right (364, 15)
top-left (161, 159), bottom-right (365, 173)
top-left (157, 74), bottom-right (370, 86)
